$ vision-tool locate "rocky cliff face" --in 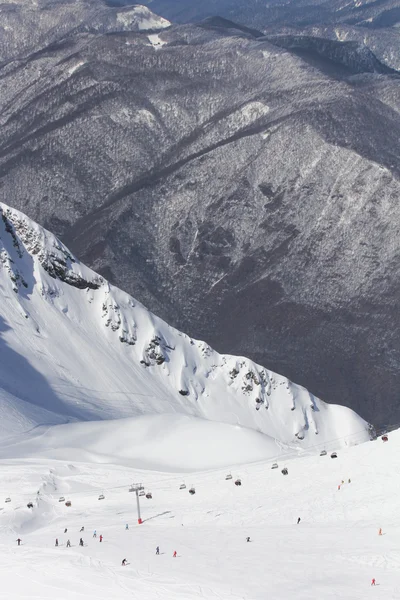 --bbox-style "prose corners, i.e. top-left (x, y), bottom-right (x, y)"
top-left (0, 4), bottom-right (399, 425)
